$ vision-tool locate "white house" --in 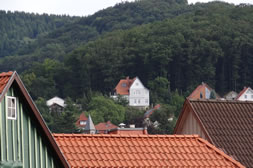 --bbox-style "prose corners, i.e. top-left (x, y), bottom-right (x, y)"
top-left (46, 96), bottom-right (66, 113)
top-left (236, 87), bottom-right (253, 101)
top-left (113, 77), bottom-right (149, 108)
